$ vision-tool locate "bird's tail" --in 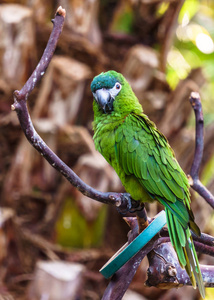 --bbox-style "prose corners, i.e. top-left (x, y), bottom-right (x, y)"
top-left (165, 207), bottom-right (205, 299)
